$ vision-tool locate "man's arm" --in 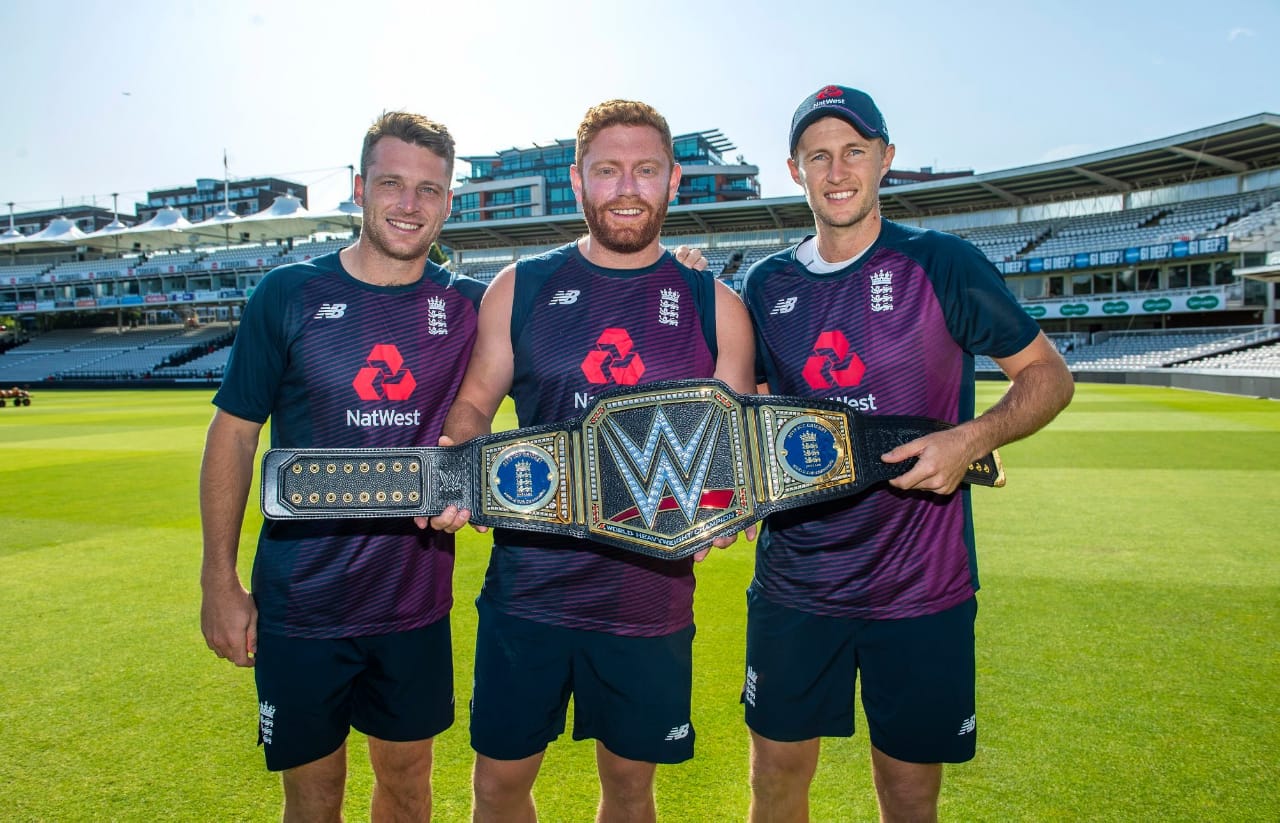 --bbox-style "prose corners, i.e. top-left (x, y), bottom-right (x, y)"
top-left (703, 280), bottom-right (758, 554)
top-left (427, 264), bottom-right (519, 532)
top-left (710, 279), bottom-right (756, 394)
top-left (199, 409), bottom-right (264, 667)
top-left (884, 331), bottom-right (1074, 495)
